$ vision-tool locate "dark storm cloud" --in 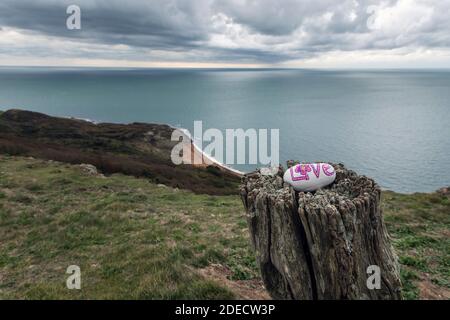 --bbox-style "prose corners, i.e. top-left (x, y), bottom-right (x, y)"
top-left (0, 0), bottom-right (210, 49)
top-left (0, 0), bottom-right (449, 64)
